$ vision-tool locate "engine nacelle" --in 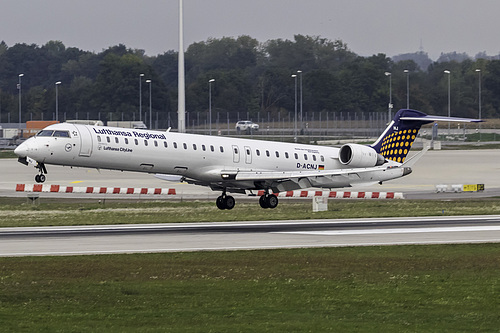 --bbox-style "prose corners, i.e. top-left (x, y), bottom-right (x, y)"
top-left (339, 144), bottom-right (385, 167)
